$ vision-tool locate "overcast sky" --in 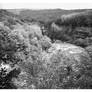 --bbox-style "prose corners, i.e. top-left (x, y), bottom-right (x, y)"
top-left (0, 0), bottom-right (92, 9)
